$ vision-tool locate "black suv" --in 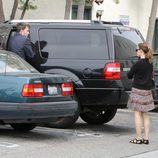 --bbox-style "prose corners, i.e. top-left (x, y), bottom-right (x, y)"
top-left (0, 20), bottom-right (145, 128)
